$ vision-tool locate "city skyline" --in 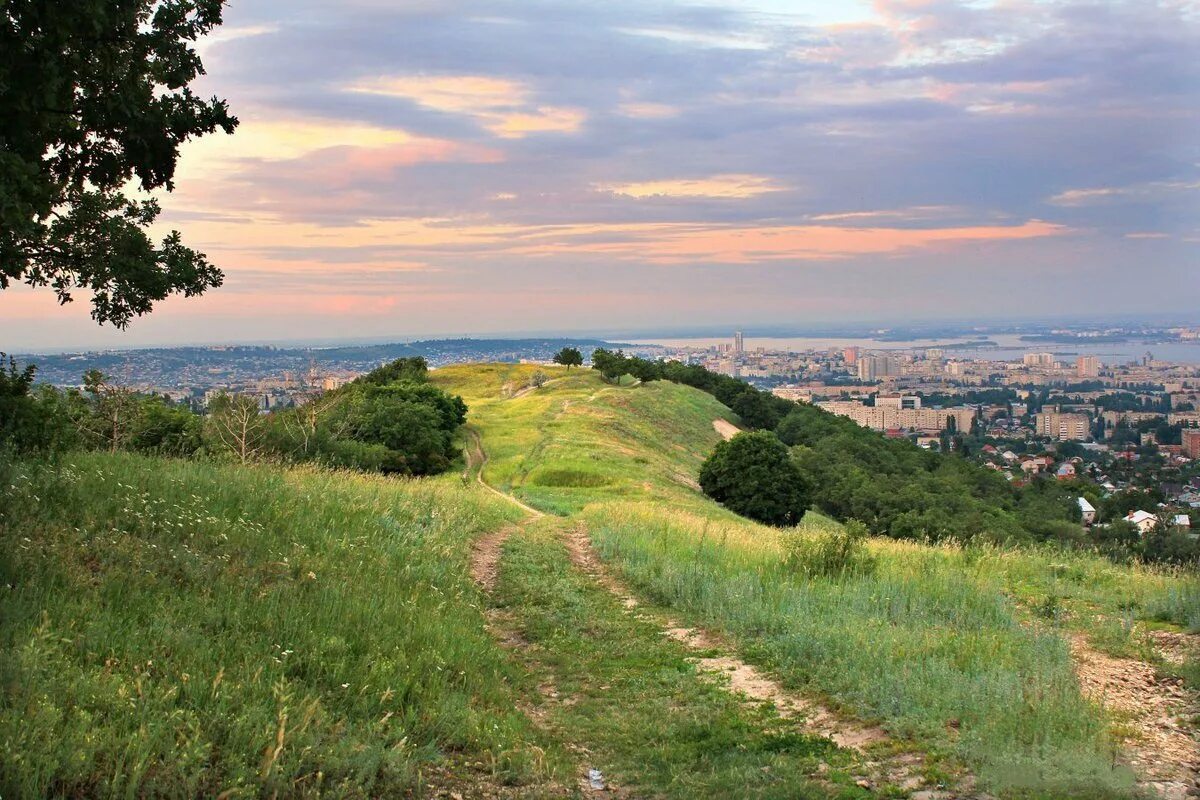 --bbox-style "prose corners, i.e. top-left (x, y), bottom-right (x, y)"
top-left (2, 0), bottom-right (1198, 350)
